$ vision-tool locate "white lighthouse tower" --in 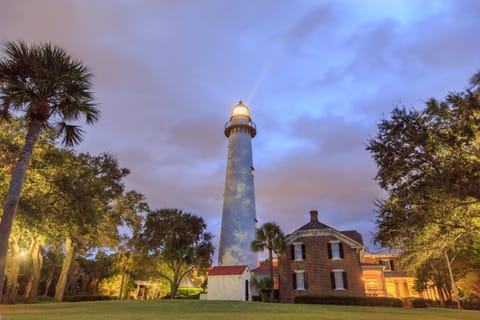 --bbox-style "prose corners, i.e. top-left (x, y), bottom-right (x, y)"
top-left (218, 101), bottom-right (258, 268)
